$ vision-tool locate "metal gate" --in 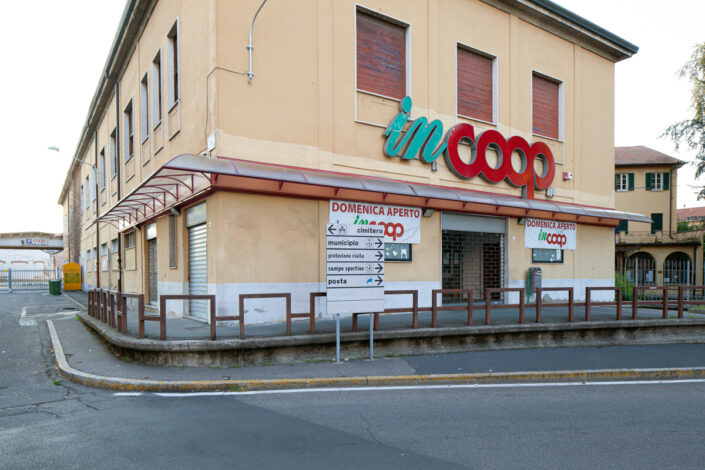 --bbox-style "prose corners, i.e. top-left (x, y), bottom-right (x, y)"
top-left (663, 252), bottom-right (693, 286)
top-left (147, 239), bottom-right (158, 304)
top-left (0, 268), bottom-right (61, 291)
top-left (188, 223), bottom-right (208, 319)
top-left (441, 230), bottom-right (505, 302)
top-left (625, 252), bottom-right (656, 286)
